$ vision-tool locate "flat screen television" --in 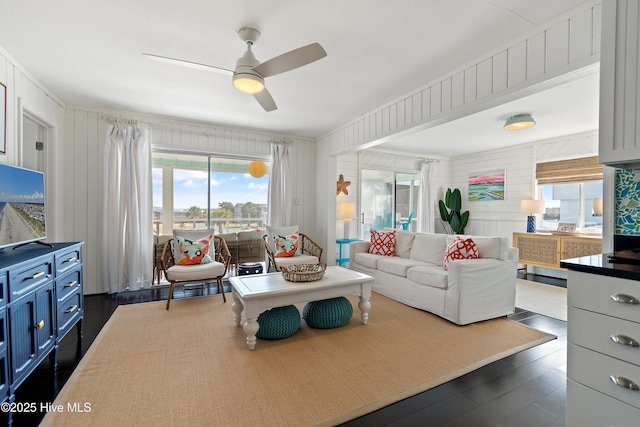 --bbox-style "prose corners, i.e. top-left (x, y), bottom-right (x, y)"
top-left (0, 163), bottom-right (47, 250)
